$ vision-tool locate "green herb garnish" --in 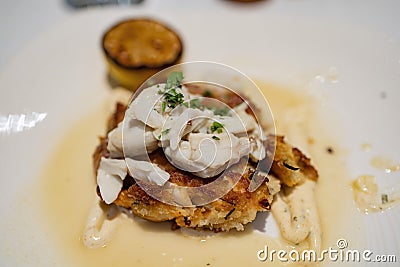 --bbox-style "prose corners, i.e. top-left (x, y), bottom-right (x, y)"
top-left (210, 121), bottom-right (224, 133)
top-left (224, 208), bottom-right (235, 220)
top-left (183, 98), bottom-right (202, 109)
top-left (283, 160), bottom-right (300, 171)
top-left (189, 98), bottom-right (201, 109)
top-left (212, 136), bottom-right (220, 140)
top-left (209, 106), bottom-right (230, 116)
top-left (381, 194), bottom-right (389, 204)
top-left (165, 71), bottom-right (184, 90)
top-left (164, 88), bottom-right (184, 109)
top-left (214, 107), bottom-right (229, 116)
top-left (158, 72), bottom-right (185, 110)
top-left (158, 128), bottom-right (170, 139)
